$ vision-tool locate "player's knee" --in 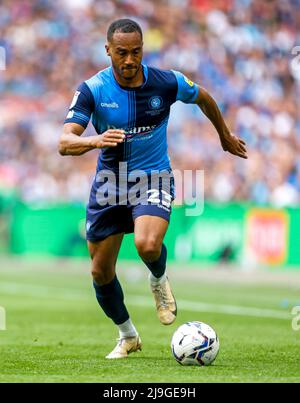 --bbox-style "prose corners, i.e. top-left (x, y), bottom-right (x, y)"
top-left (135, 237), bottom-right (161, 262)
top-left (91, 269), bottom-right (115, 285)
top-left (91, 261), bottom-right (115, 285)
